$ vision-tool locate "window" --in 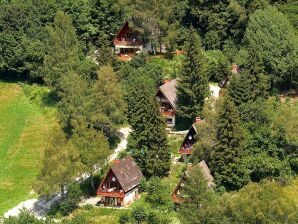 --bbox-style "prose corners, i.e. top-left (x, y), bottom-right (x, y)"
top-left (166, 118), bottom-right (173, 124)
